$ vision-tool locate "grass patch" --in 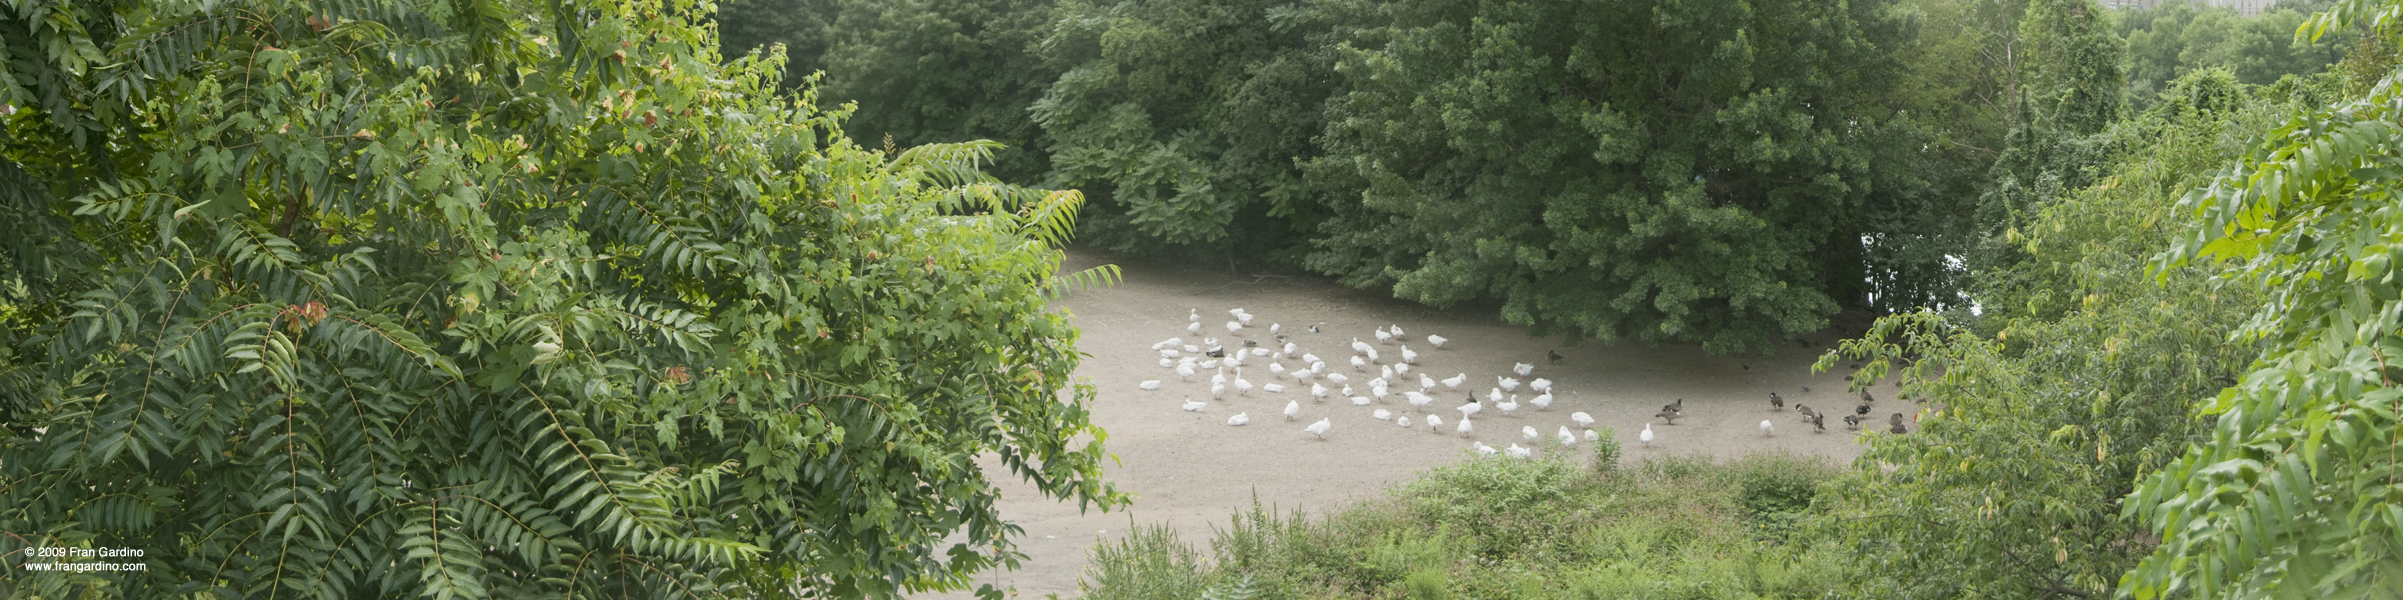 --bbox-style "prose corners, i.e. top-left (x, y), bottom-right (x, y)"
top-left (1074, 445), bottom-right (1844, 599)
